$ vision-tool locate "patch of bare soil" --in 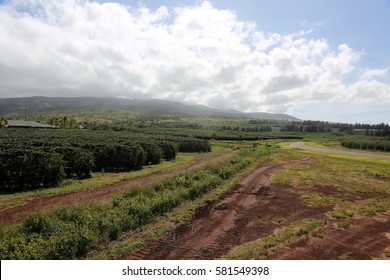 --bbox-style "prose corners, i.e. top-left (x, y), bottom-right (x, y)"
top-left (373, 174), bottom-right (390, 182)
top-left (0, 152), bottom-right (231, 225)
top-left (118, 156), bottom-right (334, 260)
top-left (313, 185), bottom-right (384, 201)
top-left (266, 214), bottom-right (390, 260)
